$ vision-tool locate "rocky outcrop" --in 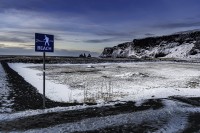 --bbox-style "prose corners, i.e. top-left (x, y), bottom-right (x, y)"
top-left (100, 30), bottom-right (200, 59)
